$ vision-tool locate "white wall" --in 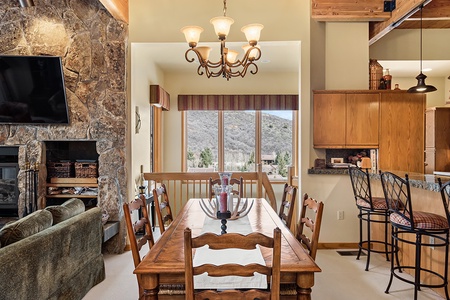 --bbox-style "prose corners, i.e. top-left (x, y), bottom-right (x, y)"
top-left (130, 44), bottom-right (166, 198)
